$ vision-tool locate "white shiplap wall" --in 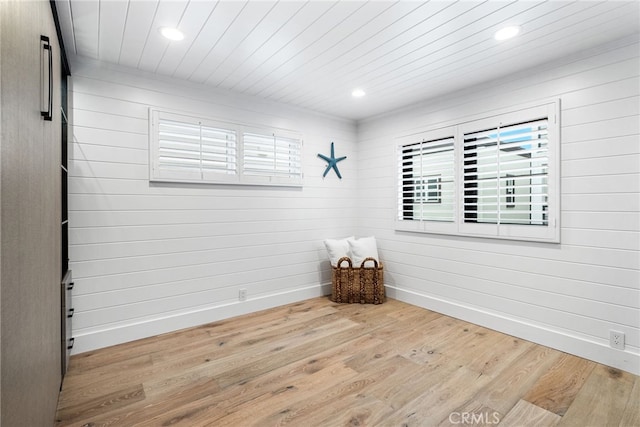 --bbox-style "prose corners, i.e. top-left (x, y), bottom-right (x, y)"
top-left (69, 58), bottom-right (358, 353)
top-left (356, 36), bottom-right (640, 374)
